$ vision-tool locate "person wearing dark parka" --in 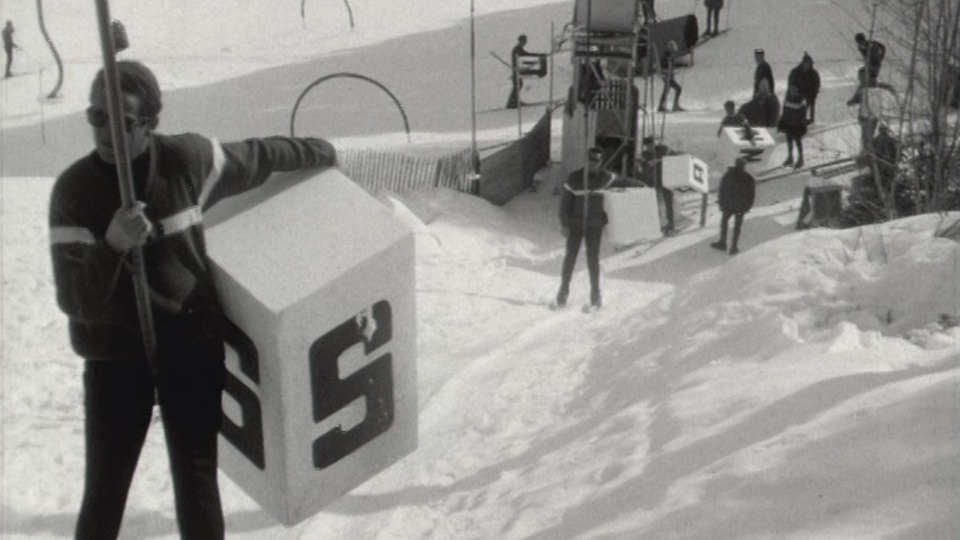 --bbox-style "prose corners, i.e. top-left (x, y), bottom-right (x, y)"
top-left (711, 157), bottom-right (756, 255)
